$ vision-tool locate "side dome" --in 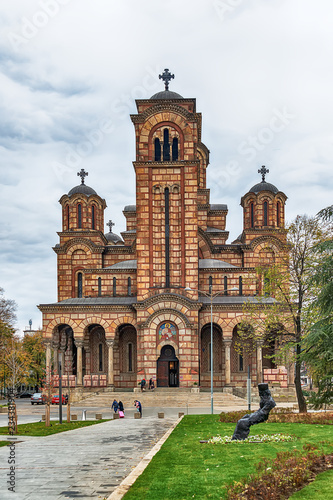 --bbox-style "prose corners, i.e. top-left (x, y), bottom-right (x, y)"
top-left (248, 181), bottom-right (279, 195)
top-left (105, 231), bottom-right (123, 244)
top-left (150, 90), bottom-right (183, 99)
top-left (68, 184), bottom-right (97, 196)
